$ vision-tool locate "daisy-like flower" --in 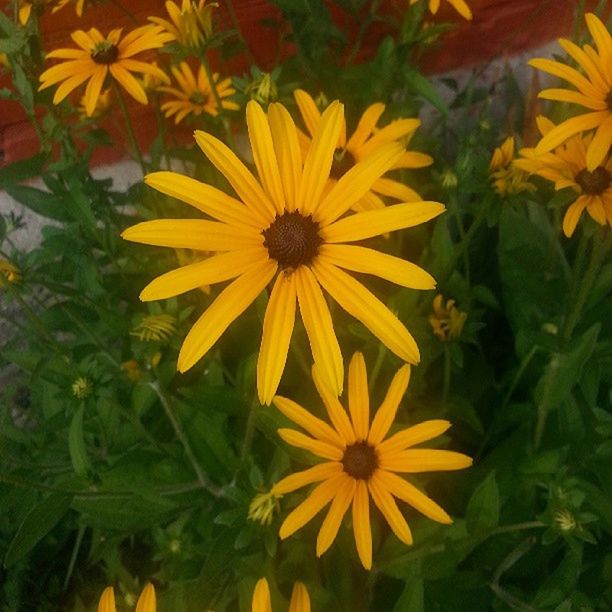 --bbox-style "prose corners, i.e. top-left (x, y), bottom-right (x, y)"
top-left (131, 313), bottom-right (177, 342)
top-left (98, 584), bottom-right (155, 612)
top-left (149, 0), bottom-right (216, 50)
top-left (515, 116), bottom-right (612, 236)
top-left (293, 89), bottom-right (433, 211)
top-left (122, 100), bottom-right (444, 403)
top-left (409, 0), bottom-right (472, 21)
top-left (271, 353), bottom-right (472, 569)
top-left (39, 25), bottom-right (172, 116)
top-left (252, 578), bottom-right (310, 612)
top-left (158, 62), bottom-right (238, 124)
top-left (529, 13), bottom-right (612, 170)
top-left (429, 294), bottom-right (467, 341)
top-left (489, 136), bottom-right (534, 196)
